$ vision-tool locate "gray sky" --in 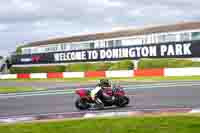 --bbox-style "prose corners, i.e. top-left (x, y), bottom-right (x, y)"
top-left (0, 0), bottom-right (199, 56)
